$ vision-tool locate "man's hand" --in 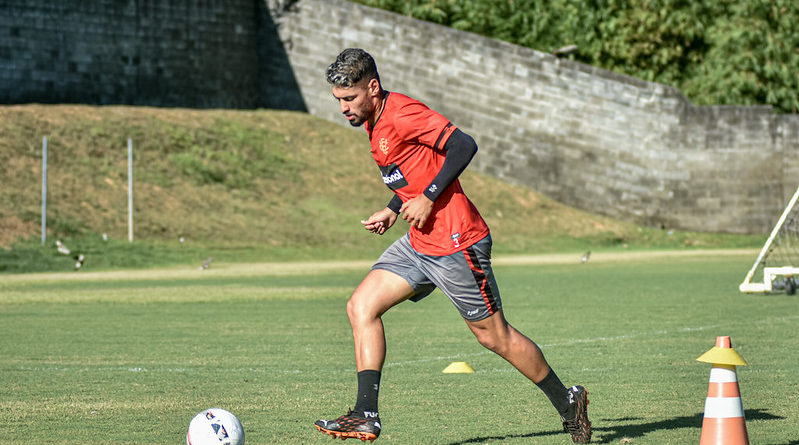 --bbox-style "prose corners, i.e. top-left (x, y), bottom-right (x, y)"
top-left (400, 195), bottom-right (434, 229)
top-left (361, 207), bottom-right (399, 235)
